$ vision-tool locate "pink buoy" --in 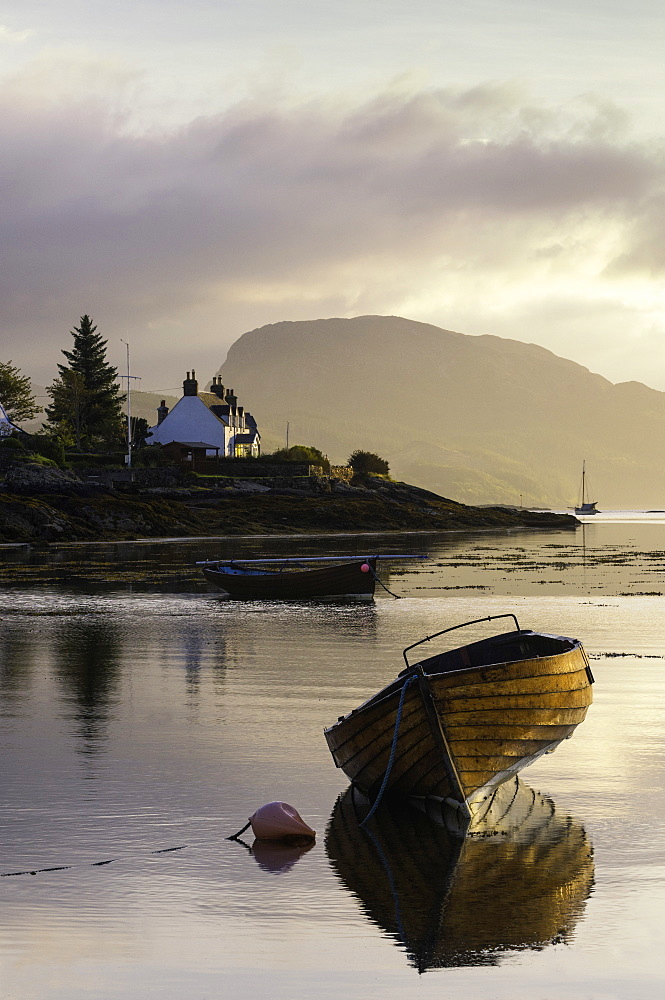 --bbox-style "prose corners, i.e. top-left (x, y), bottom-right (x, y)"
top-left (249, 802), bottom-right (316, 841)
top-left (360, 563), bottom-right (371, 573)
